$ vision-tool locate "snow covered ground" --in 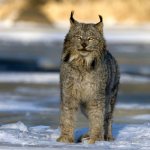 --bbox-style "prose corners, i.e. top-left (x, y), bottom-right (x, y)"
top-left (0, 24), bottom-right (149, 149)
top-left (0, 121), bottom-right (150, 150)
top-left (0, 72), bottom-right (149, 84)
top-left (0, 75), bottom-right (149, 150)
top-left (0, 25), bottom-right (150, 44)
